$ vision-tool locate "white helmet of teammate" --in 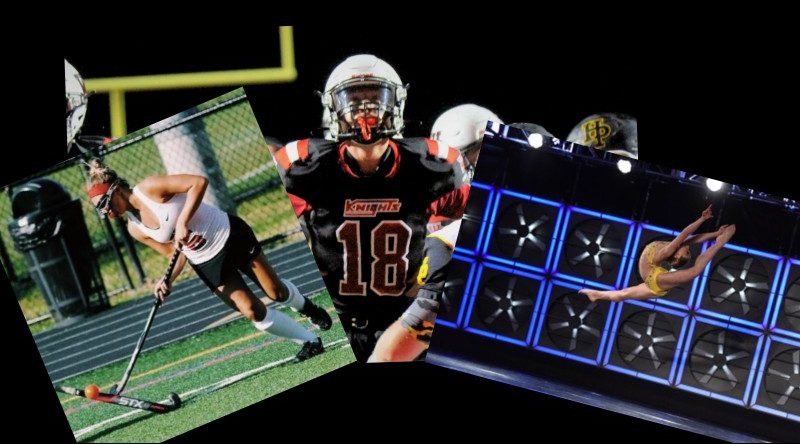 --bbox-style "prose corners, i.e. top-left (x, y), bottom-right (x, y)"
top-left (430, 104), bottom-right (501, 179)
top-left (566, 113), bottom-right (638, 159)
top-left (65, 59), bottom-right (89, 150)
top-left (321, 54), bottom-right (407, 144)
top-left (430, 104), bottom-right (502, 152)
